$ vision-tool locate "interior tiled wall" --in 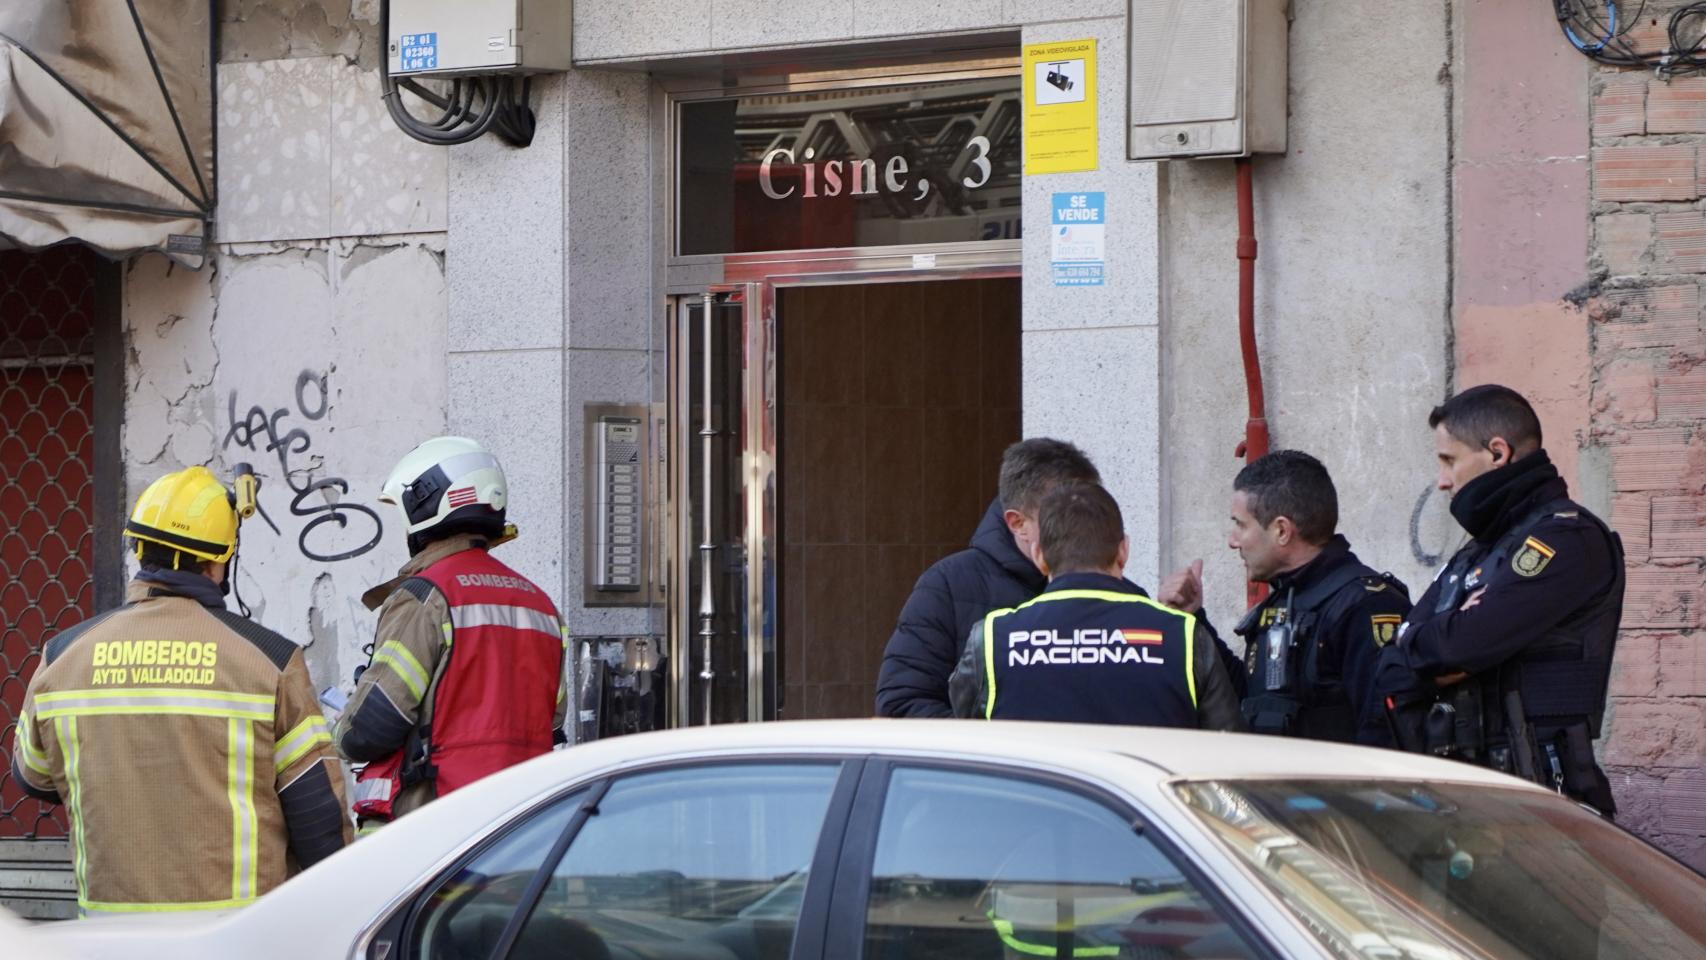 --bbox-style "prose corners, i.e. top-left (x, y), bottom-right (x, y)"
top-left (778, 278), bottom-right (1022, 719)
